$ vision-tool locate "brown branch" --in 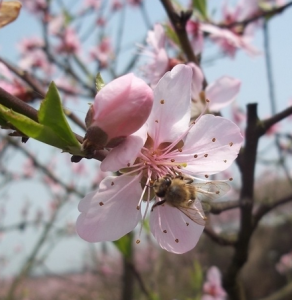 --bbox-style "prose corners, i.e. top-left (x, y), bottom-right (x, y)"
top-left (258, 280), bottom-right (292, 300)
top-left (208, 200), bottom-right (240, 214)
top-left (219, 2), bottom-right (292, 30)
top-left (253, 193), bottom-right (292, 227)
top-left (204, 227), bottom-right (236, 246)
top-left (6, 137), bottom-right (85, 198)
top-left (223, 103), bottom-right (260, 300)
top-left (258, 106), bottom-right (292, 137)
top-left (0, 58), bottom-right (87, 132)
top-left (159, 0), bottom-right (199, 66)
